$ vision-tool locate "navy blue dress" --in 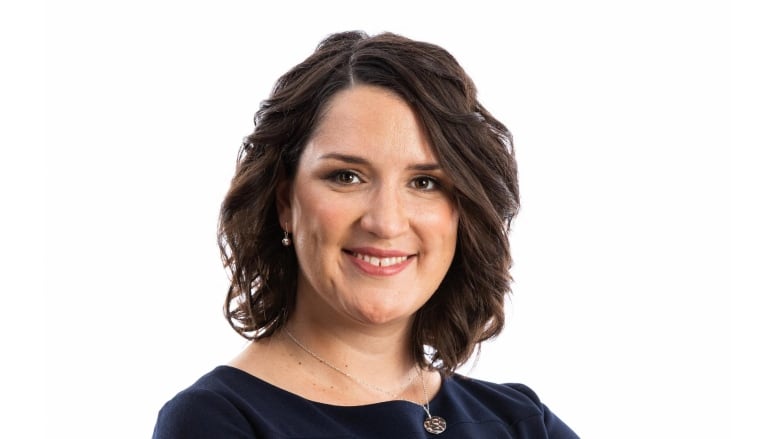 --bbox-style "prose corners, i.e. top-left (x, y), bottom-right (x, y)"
top-left (153, 366), bottom-right (578, 438)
